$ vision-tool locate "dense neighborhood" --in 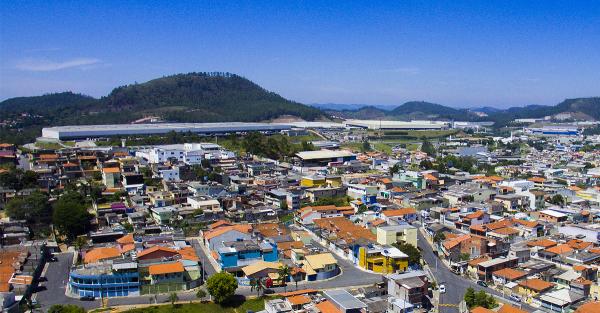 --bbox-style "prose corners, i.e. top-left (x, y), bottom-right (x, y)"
top-left (2, 120), bottom-right (600, 313)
